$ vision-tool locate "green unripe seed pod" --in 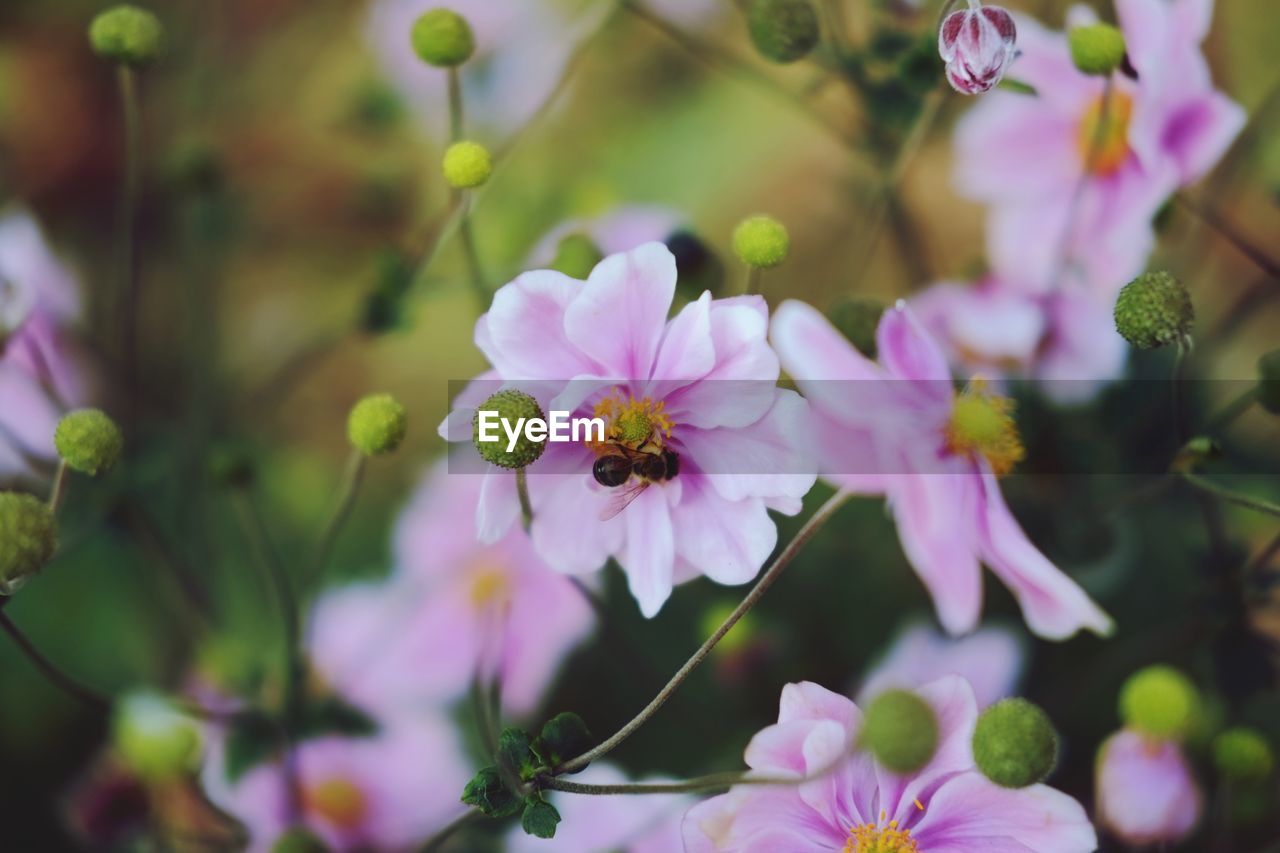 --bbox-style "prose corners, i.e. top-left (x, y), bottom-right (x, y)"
top-left (1118, 665), bottom-right (1201, 741)
top-left (860, 689), bottom-right (939, 774)
top-left (473, 390), bottom-right (546, 469)
top-left (347, 393), bottom-right (408, 456)
top-left (88, 5), bottom-right (164, 67)
top-left (55, 409), bottom-right (124, 476)
top-left (442, 140), bottom-right (492, 189)
top-left (1069, 23), bottom-right (1127, 76)
top-left (411, 8), bottom-right (475, 67)
top-left (112, 690), bottom-right (201, 780)
top-left (732, 215), bottom-right (789, 270)
top-left (1113, 271), bottom-right (1194, 349)
top-left (972, 698), bottom-right (1060, 788)
top-left (747, 0), bottom-right (820, 64)
top-left (0, 492), bottom-right (58, 594)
